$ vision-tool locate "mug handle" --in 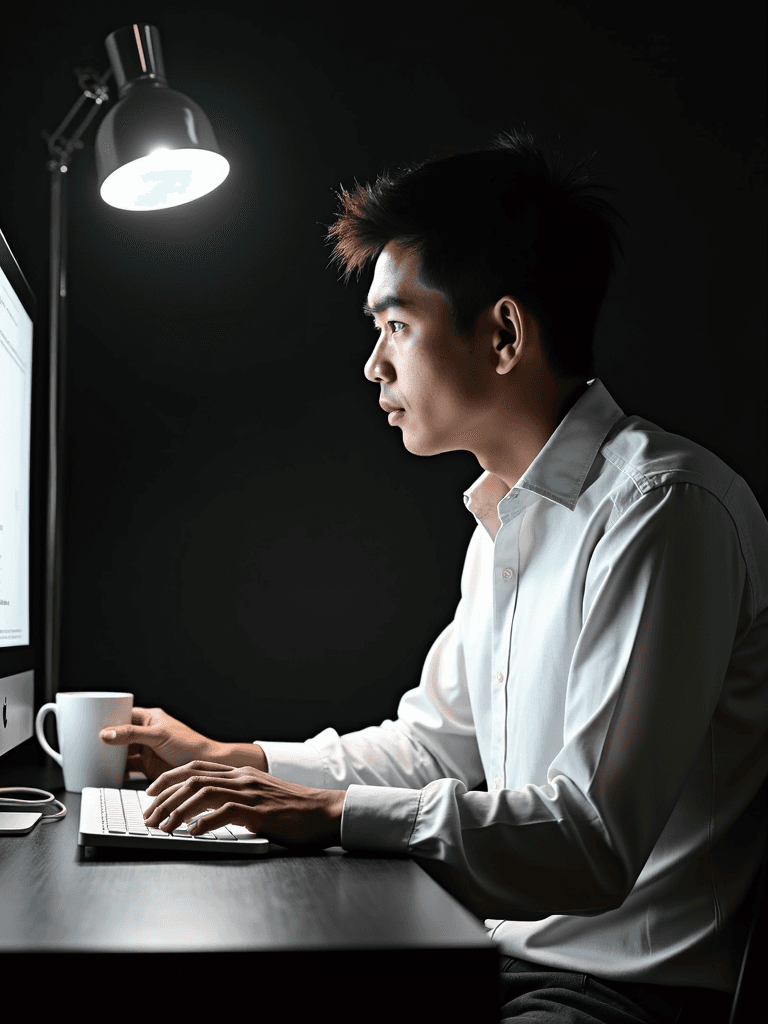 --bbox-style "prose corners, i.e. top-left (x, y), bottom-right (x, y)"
top-left (35, 703), bottom-right (63, 766)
